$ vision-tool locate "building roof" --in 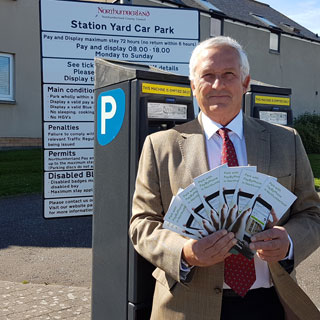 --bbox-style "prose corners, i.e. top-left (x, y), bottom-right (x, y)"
top-left (171, 0), bottom-right (320, 43)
